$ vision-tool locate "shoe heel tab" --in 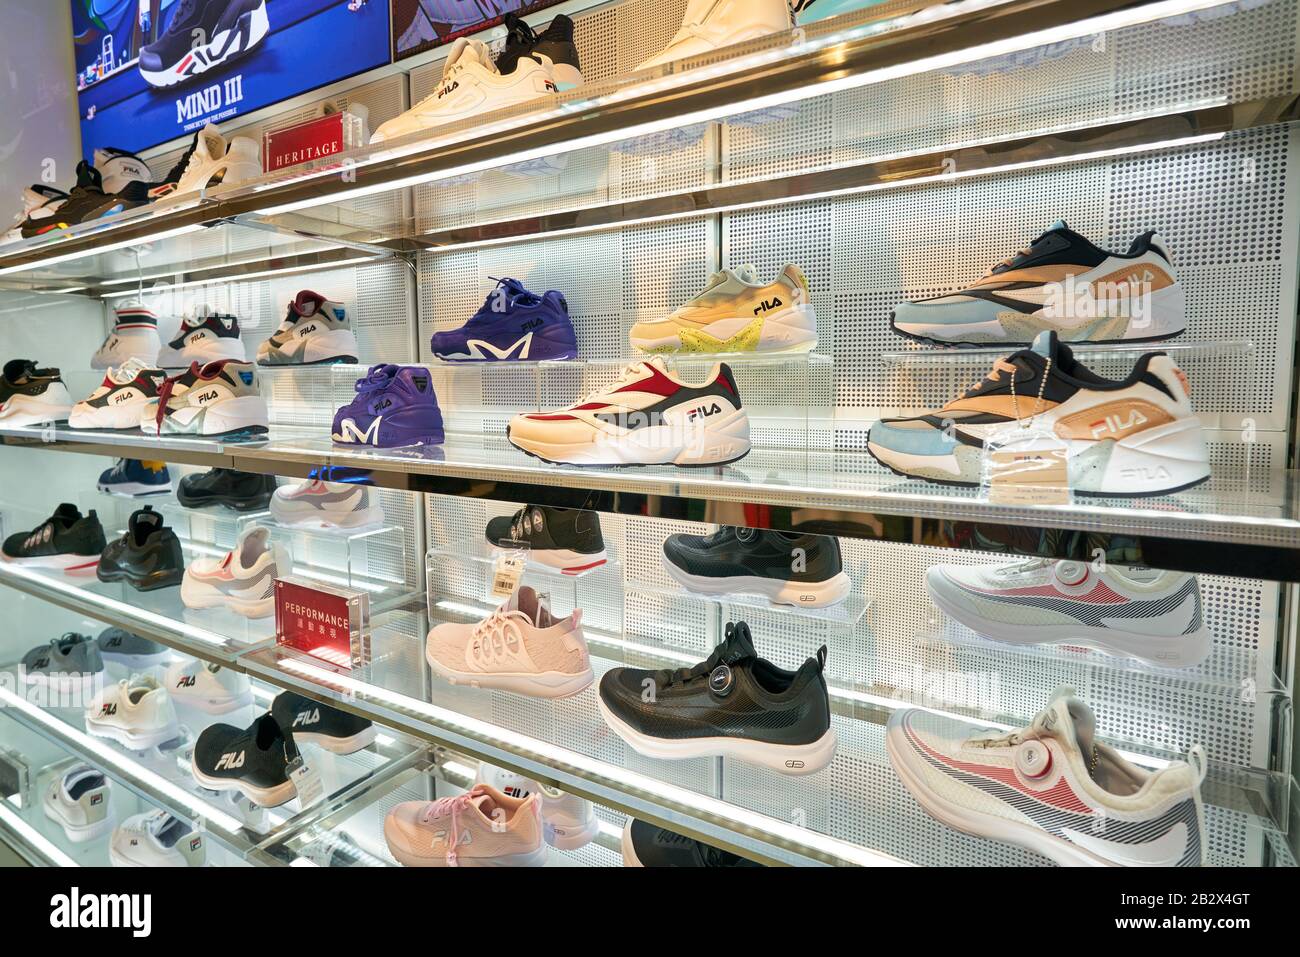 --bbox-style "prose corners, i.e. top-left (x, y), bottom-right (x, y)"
top-left (782, 263), bottom-right (810, 295)
top-left (1141, 353), bottom-right (1192, 402)
top-left (715, 362), bottom-right (741, 404)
